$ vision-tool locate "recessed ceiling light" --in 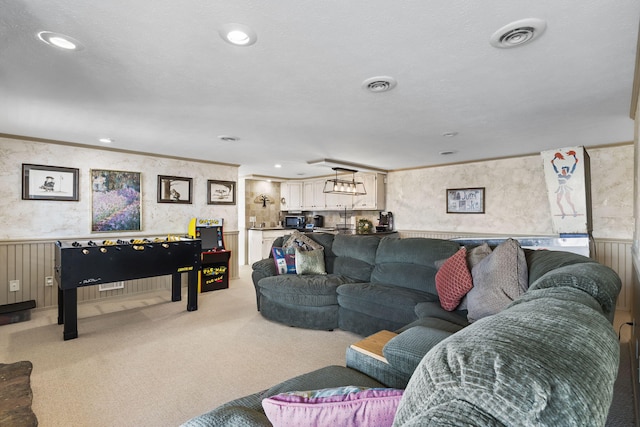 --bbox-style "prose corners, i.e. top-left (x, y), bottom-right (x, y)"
top-left (490, 18), bottom-right (546, 49)
top-left (439, 150), bottom-right (457, 156)
top-left (218, 135), bottom-right (239, 142)
top-left (274, 164), bottom-right (282, 168)
top-left (37, 31), bottom-right (84, 51)
top-left (99, 137), bottom-right (113, 143)
top-left (442, 132), bottom-right (458, 138)
top-left (219, 24), bottom-right (257, 46)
